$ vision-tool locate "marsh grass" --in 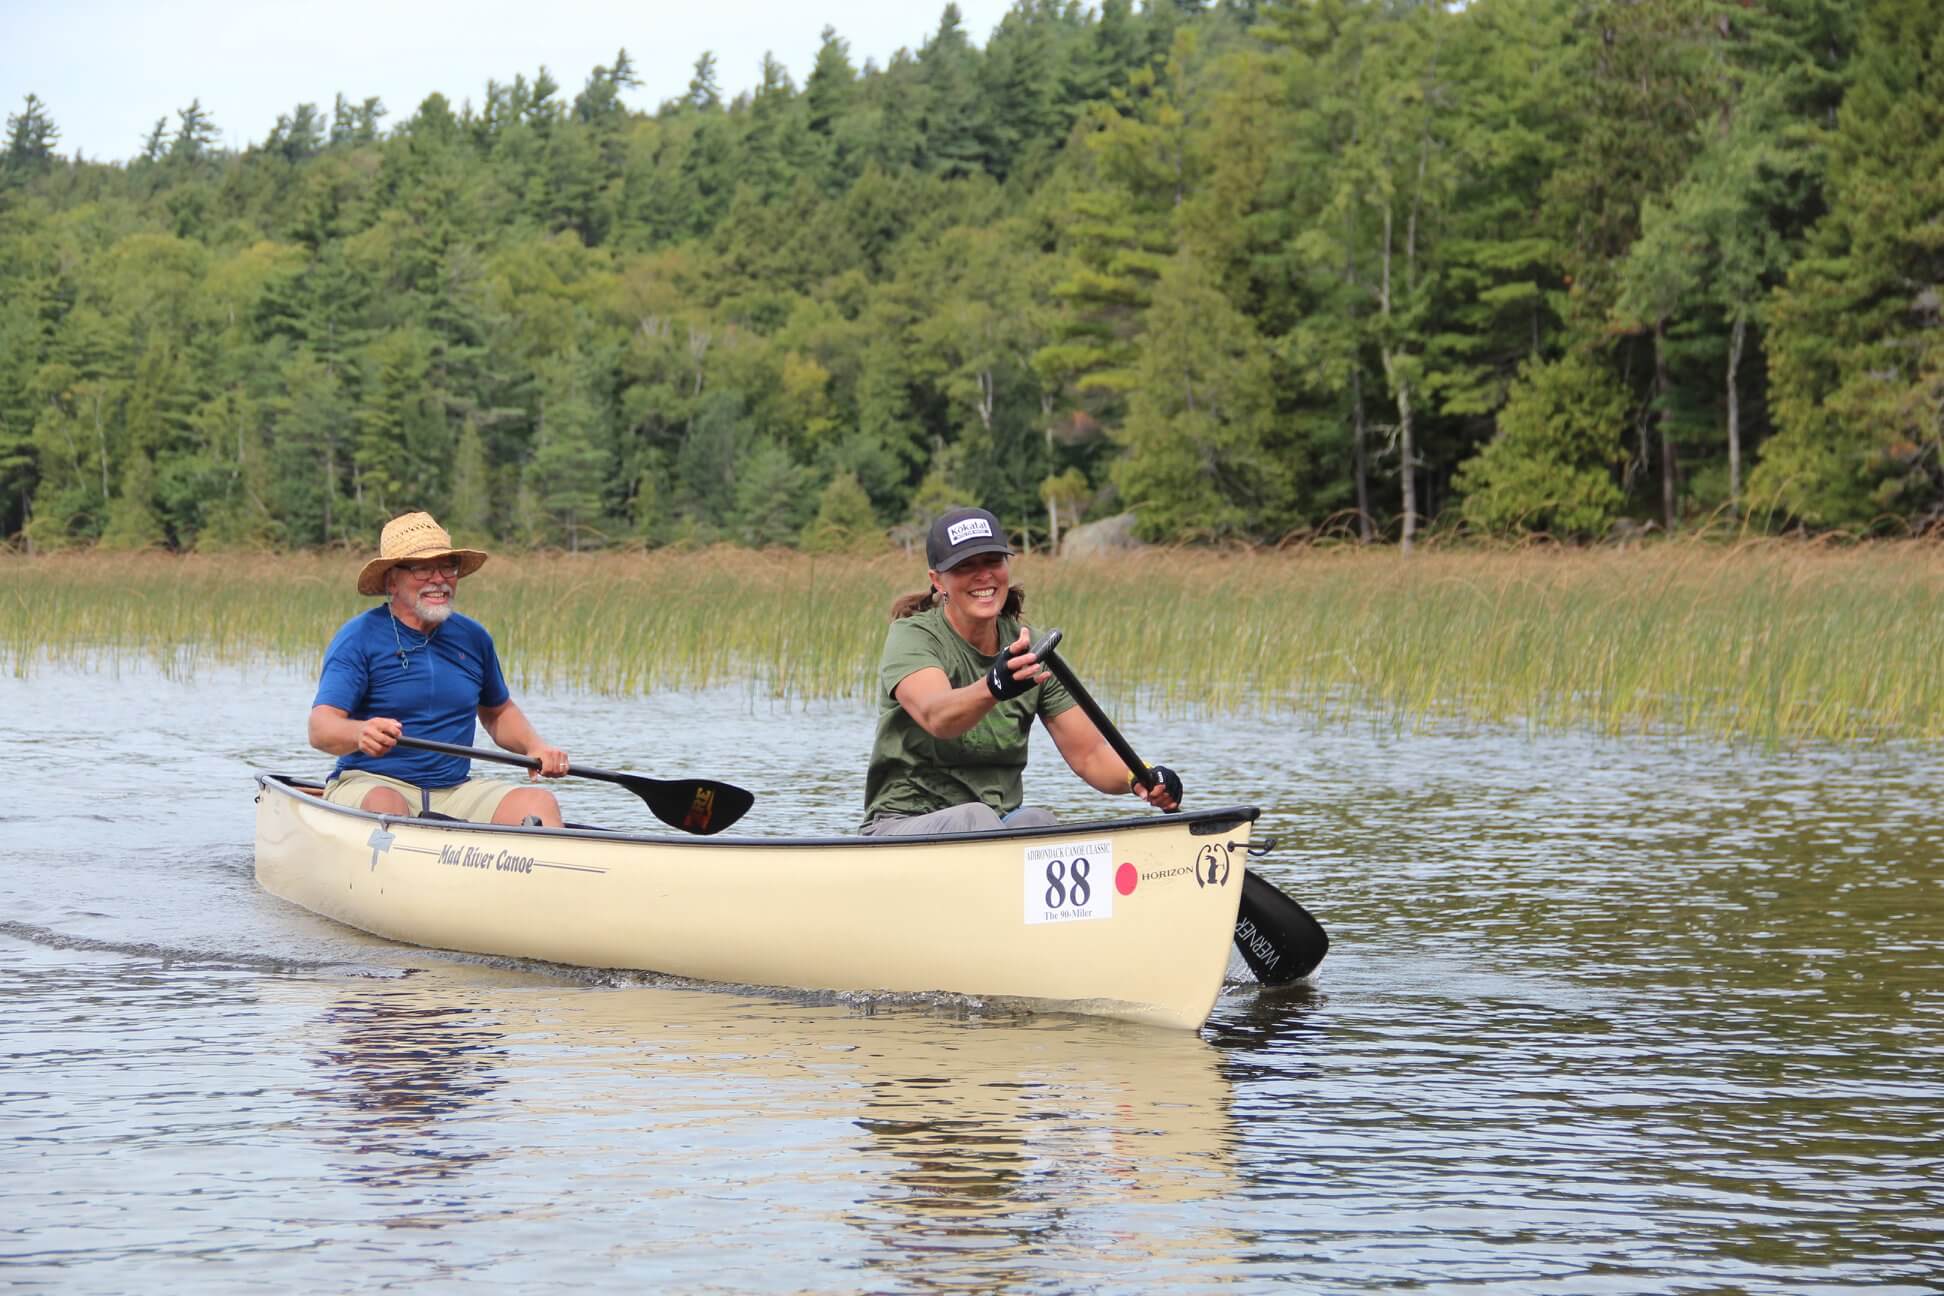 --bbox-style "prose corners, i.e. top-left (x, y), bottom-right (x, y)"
top-left (4, 542), bottom-right (1938, 744)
